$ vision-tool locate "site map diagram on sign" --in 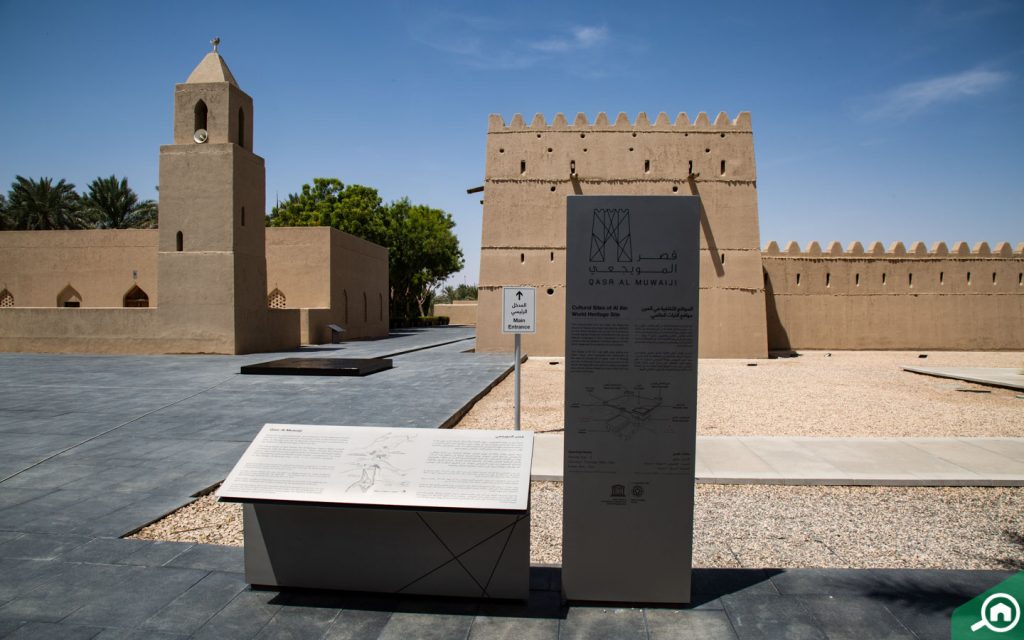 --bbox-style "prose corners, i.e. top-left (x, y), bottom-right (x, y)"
top-left (570, 382), bottom-right (687, 441)
top-left (342, 432), bottom-right (417, 494)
